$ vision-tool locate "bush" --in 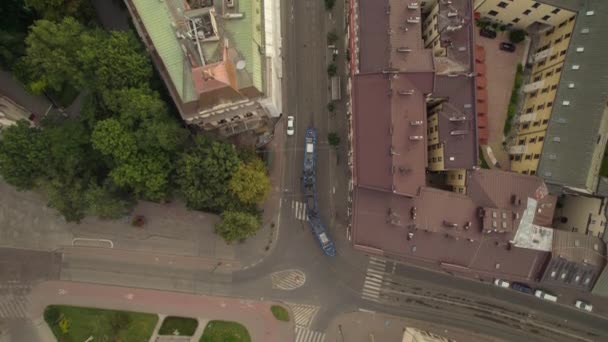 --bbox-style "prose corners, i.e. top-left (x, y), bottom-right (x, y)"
top-left (44, 306), bottom-right (61, 325)
top-left (324, 0), bottom-right (335, 10)
top-left (327, 31), bottom-right (338, 45)
top-left (327, 102), bottom-right (335, 112)
top-left (503, 64), bottom-right (524, 136)
top-left (327, 63), bottom-right (337, 77)
top-left (509, 29), bottom-right (526, 44)
top-left (328, 132), bottom-right (340, 147)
